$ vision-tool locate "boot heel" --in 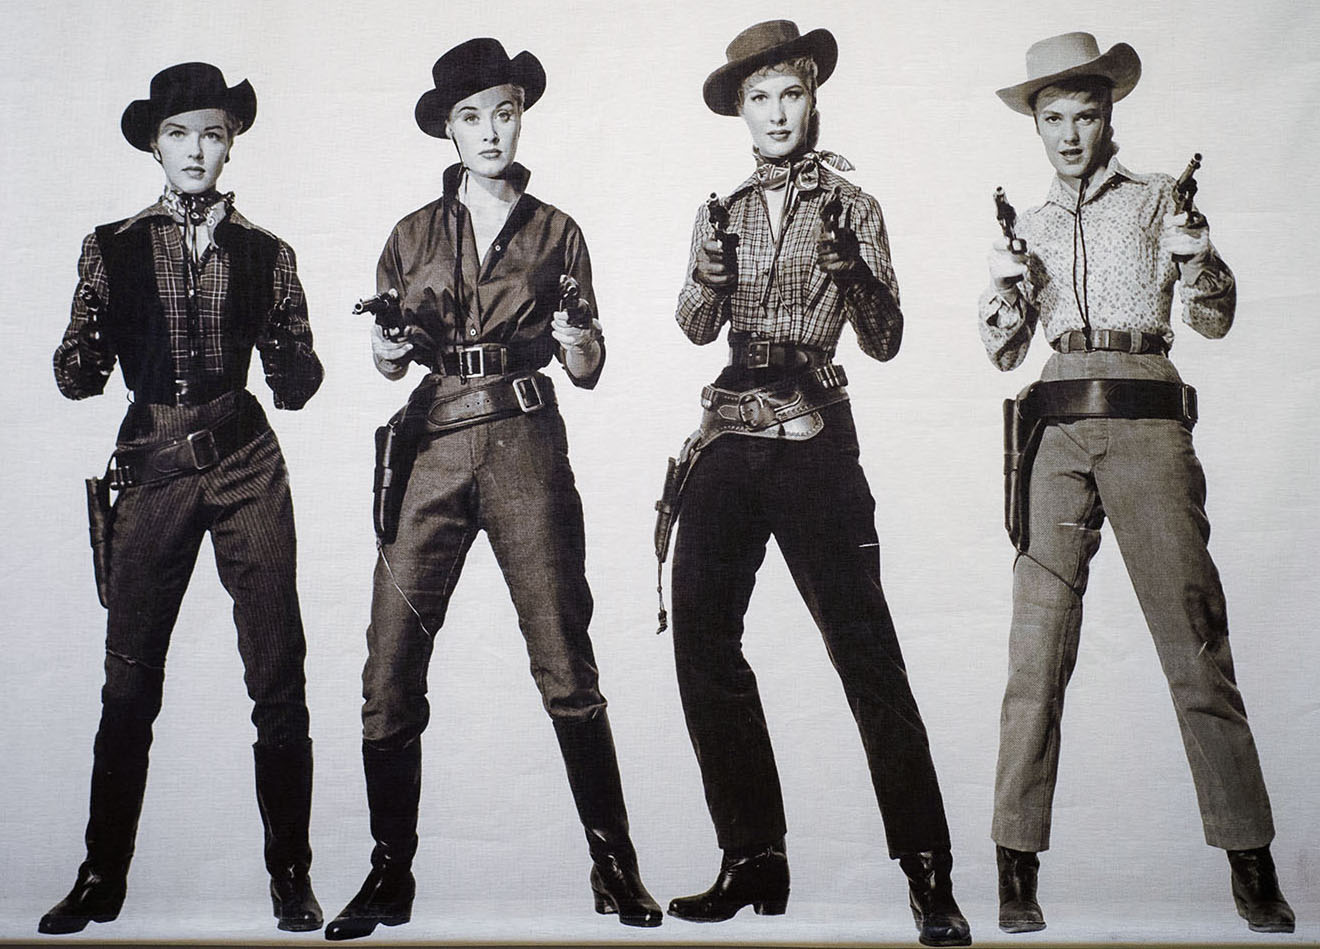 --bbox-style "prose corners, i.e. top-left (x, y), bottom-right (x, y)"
top-left (753, 897), bottom-right (788, 915)
top-left (593, 890), bottom-right (616, 915)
